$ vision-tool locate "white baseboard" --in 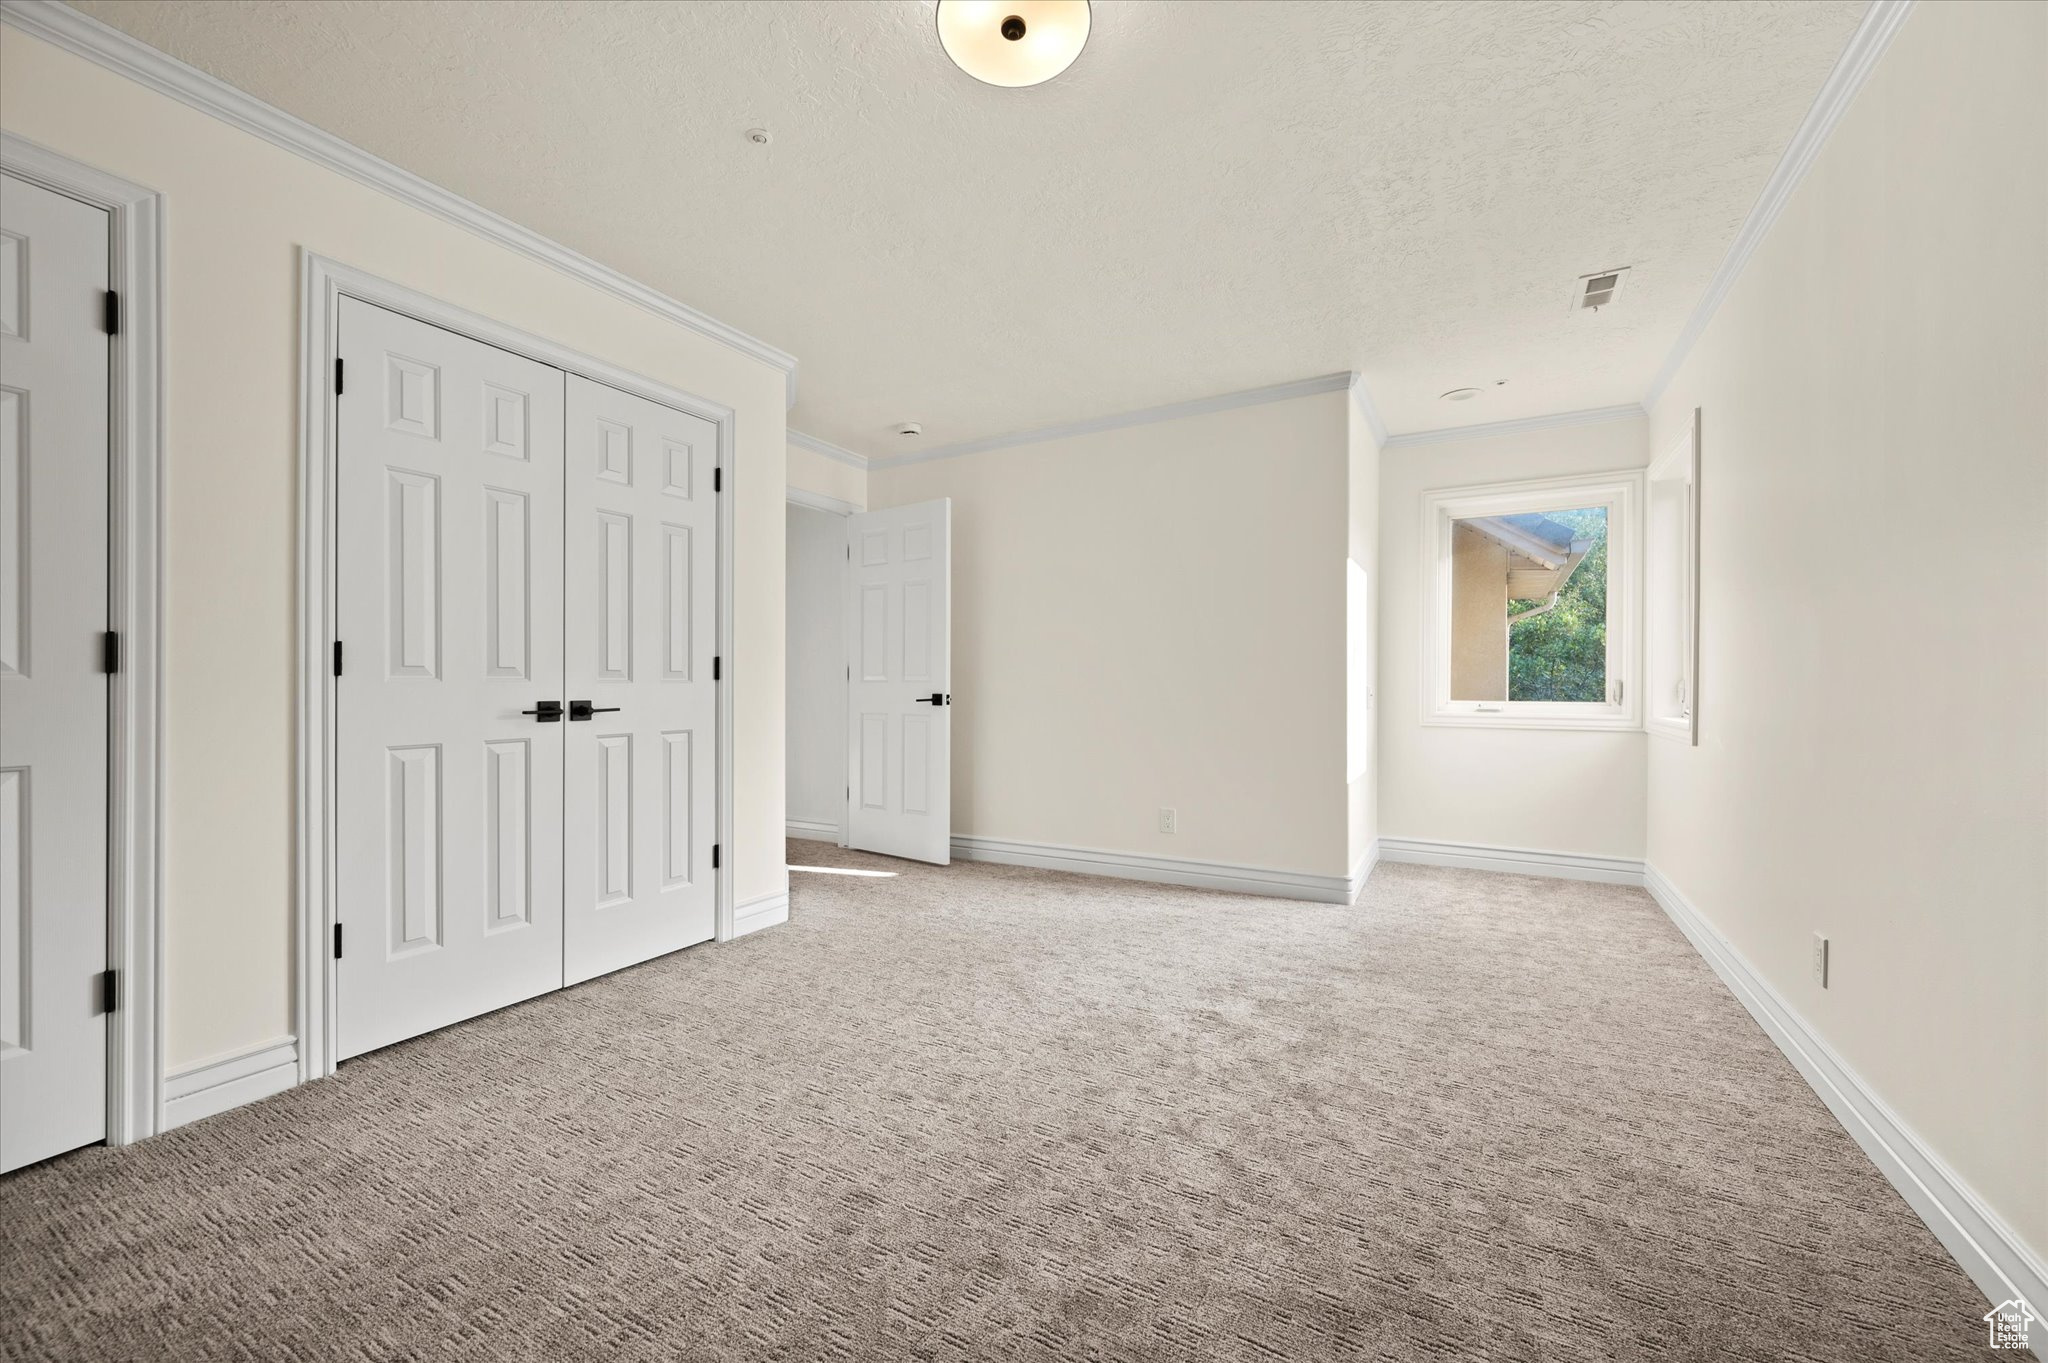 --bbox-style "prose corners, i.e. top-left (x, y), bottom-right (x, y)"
top-left (1349, 840), bottom-right (1380, 904)
top-left (733, 891), bottom-right (790, 938)
top-left (1377, 837), bottom-right (1645, 886)
top-left (162, 1036), bottom-right (298, 1132)
top-left (949, 834), bottom-right (1354, 904)
top-left (1645, 865), bottom-right (2046, 1317)
top-left (785, 819), bottom-right (838, 841)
